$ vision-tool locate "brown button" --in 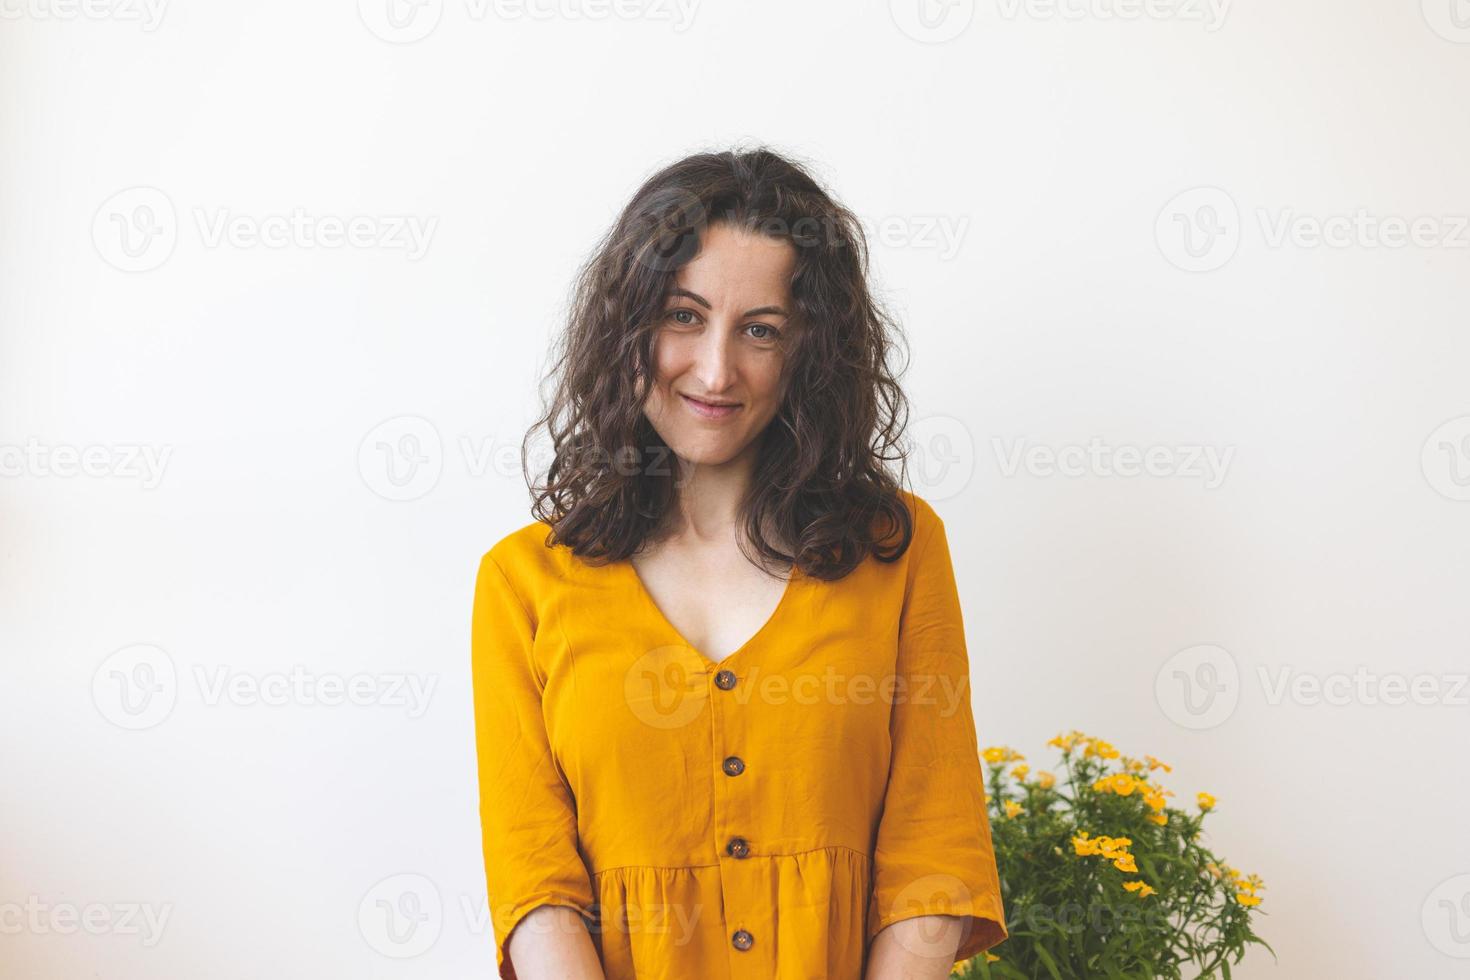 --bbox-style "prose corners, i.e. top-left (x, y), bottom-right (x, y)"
top-left (731, 928), bottom-right (754, 950)
top-left (722, 755), bottom-right (745, 776)
top-left (725, 836), bottom-right (750, 859)
top-left (714, 669), bottom-right (737, 690)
